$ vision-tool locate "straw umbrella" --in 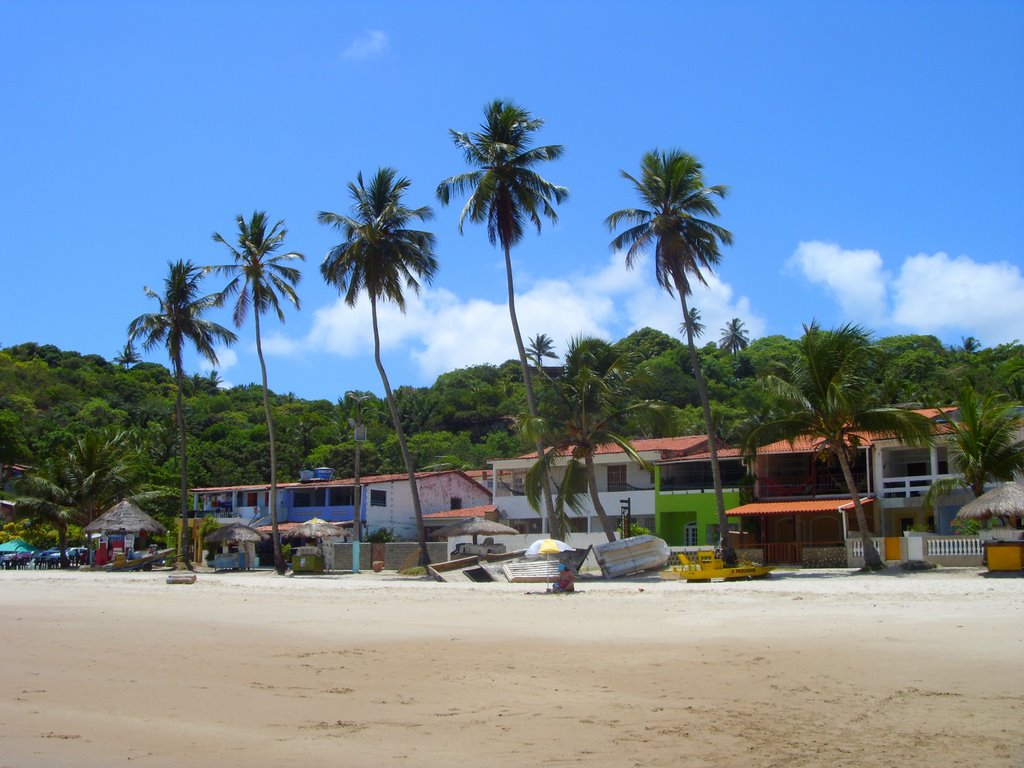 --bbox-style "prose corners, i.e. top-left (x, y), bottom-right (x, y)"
top-left (84, 499), bottom-right (167, 535)
top-left (432, 518), bottom-right (518, 545)
top-left (956, 482), bottom-right (1024, 527)
top-left (203, 523), bottom-right (267, 545)
top-left (281, 518), bottom-right (348, 541)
